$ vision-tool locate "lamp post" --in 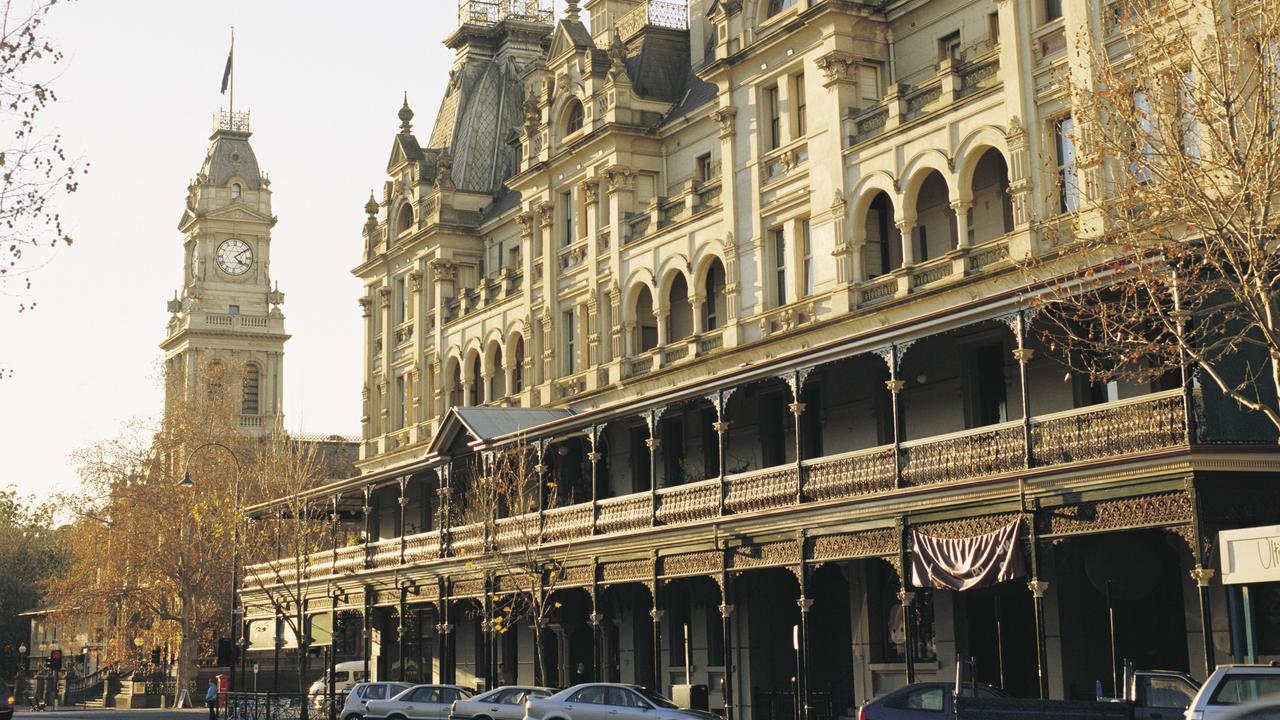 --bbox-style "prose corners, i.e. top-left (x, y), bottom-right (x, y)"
top-left (176, 441), bottom-right (242, 704)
